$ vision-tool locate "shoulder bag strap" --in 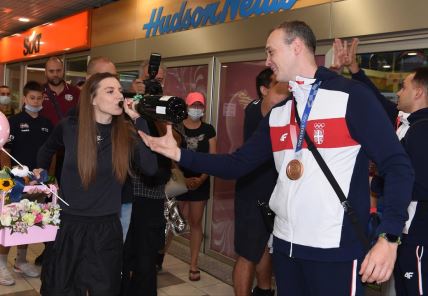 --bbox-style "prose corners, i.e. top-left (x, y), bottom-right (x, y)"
top-left (45, 86), bottom-right (64, 120)
top-left (294, 100), bottom-right (370, 250)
